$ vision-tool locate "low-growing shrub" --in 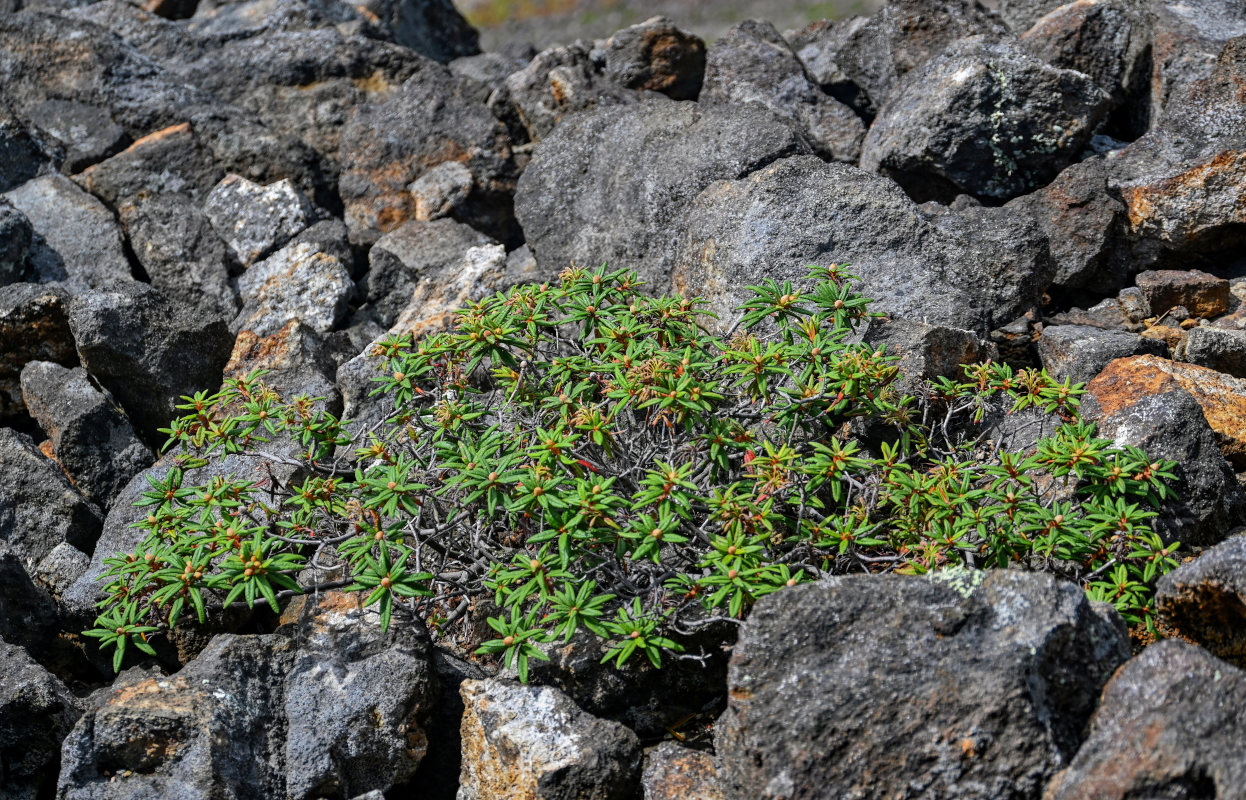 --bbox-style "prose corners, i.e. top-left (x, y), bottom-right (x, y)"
top-left (87, 265), bottom-right (1179, 675)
